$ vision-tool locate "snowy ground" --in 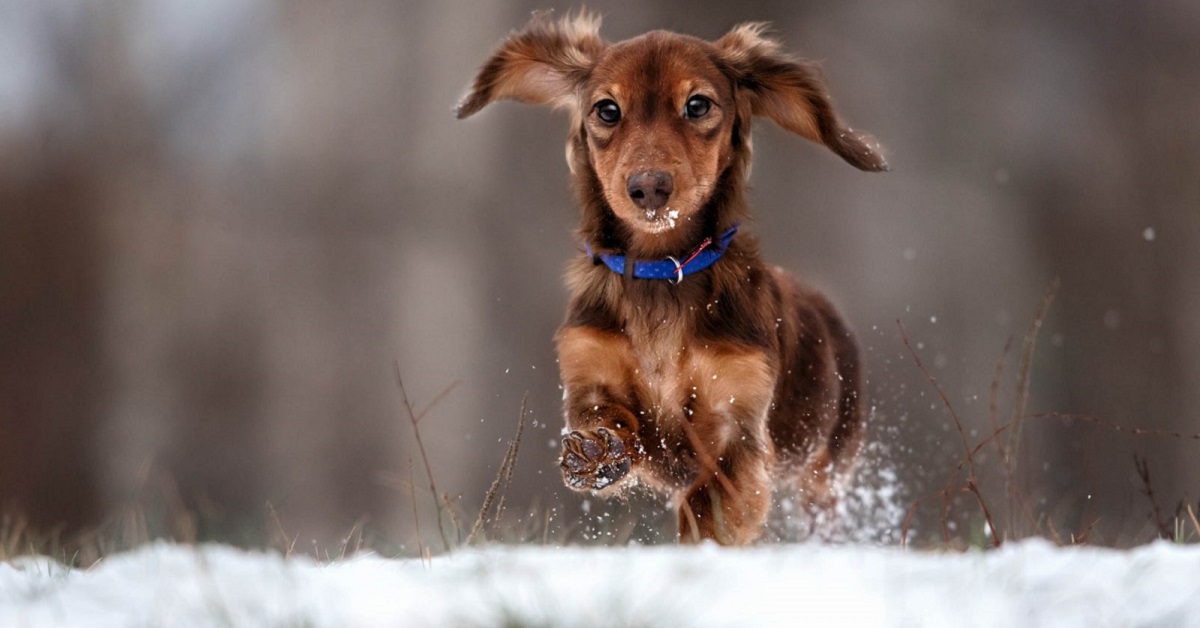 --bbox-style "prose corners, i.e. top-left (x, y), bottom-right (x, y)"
top-left (2, 540), bottom-right (1199, 627)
